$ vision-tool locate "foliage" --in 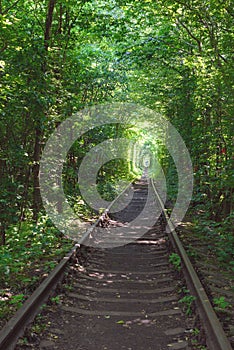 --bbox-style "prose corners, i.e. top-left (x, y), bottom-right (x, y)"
top-left (50, 295), bottom-right (61, 305)
top-left (1, 0), bottom-right (232, 232)
top-left (213, 296), bottom-right (232, 310)
top-left (0, 0), bottom-right (233, 327)
top-left (0, 216), bottom-right (72, 321)
top-left (179, 290), bottom-right (196, 315)
top-left (192, 213), bottom-right (234, 270)
top-left (169, 253), bottom-right (181, 271)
